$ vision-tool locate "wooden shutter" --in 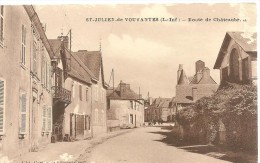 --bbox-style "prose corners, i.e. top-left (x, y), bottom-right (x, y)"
top-left (20, 94), bottom-right (26, 134)
top-left (49, 65), bottom-right (52, 90)
top-left (0, 6), bottom-right (4, 43)
top-left (47, 106), bottom-right (52, 131)
top-left (84, 115), bottom-right (87, 130)
top-left (0, 80), bottom-right (4, 133)
top-left (86, 88), bottom-right (88, 101)
top-left (79, 85), bottom-right (82, 101)
top-left (42, 105), bottom-right (46, 131)
top-left (88, 116), bottom-right (91, 130)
